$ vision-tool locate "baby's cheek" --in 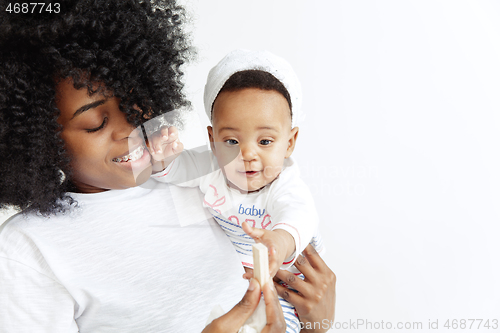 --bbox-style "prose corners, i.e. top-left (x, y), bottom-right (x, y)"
top-left (262, 164), bottom-right (282, 179)
top-left (213, 143), bottom-right (240, 167)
